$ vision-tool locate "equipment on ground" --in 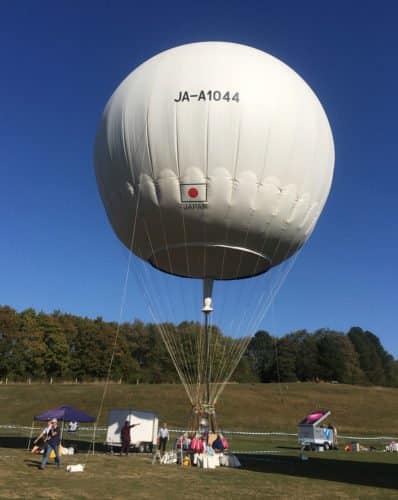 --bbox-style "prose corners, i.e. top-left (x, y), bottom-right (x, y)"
top-left (298, 409), bottom-right (335, 451)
